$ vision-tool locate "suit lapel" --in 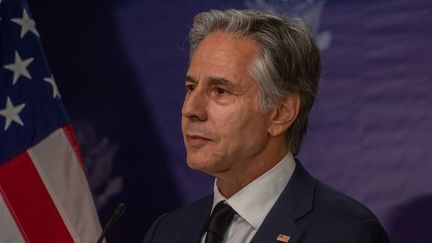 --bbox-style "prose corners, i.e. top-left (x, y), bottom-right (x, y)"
top-left (186, 195), bottom-right (213, 243)
top-left (251, 160), bottom-right (316, 243)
